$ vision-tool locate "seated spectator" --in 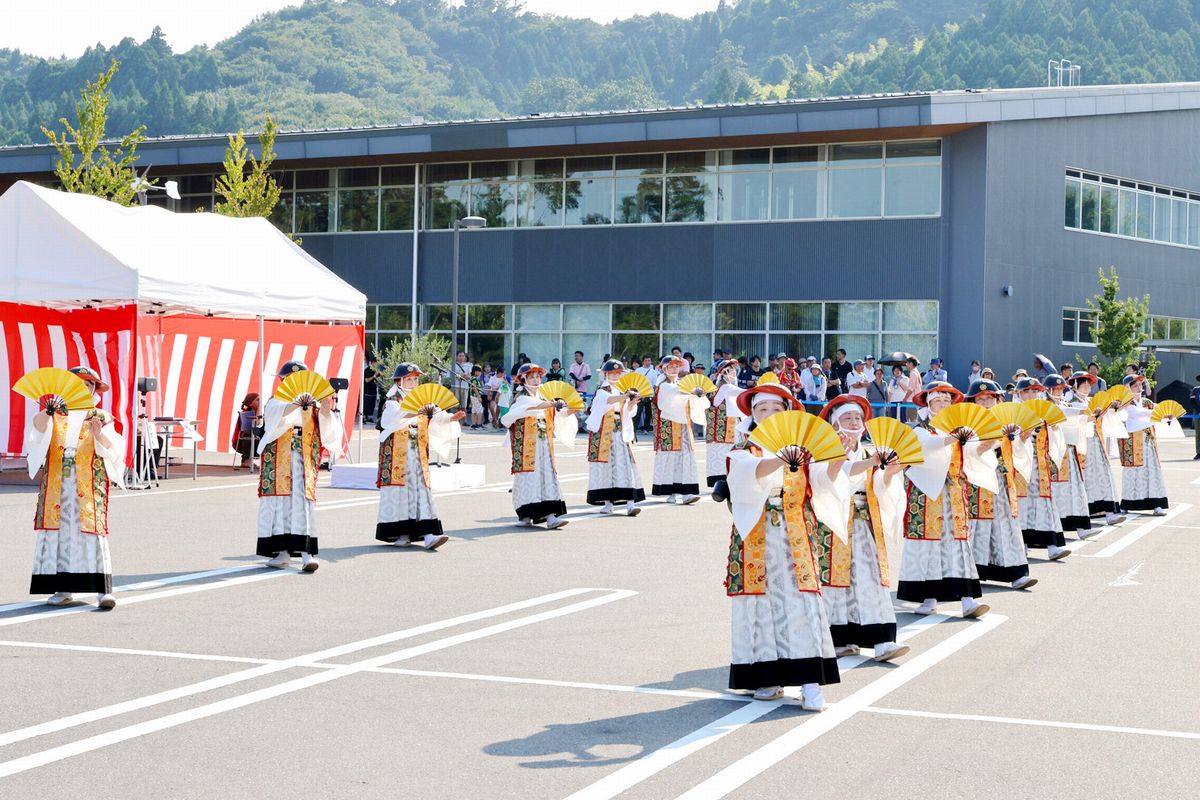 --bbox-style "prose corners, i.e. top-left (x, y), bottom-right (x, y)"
top-left (546, 358), bottom-right (566, 383)
top-left (233, 392), bottom-right (260, 470)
